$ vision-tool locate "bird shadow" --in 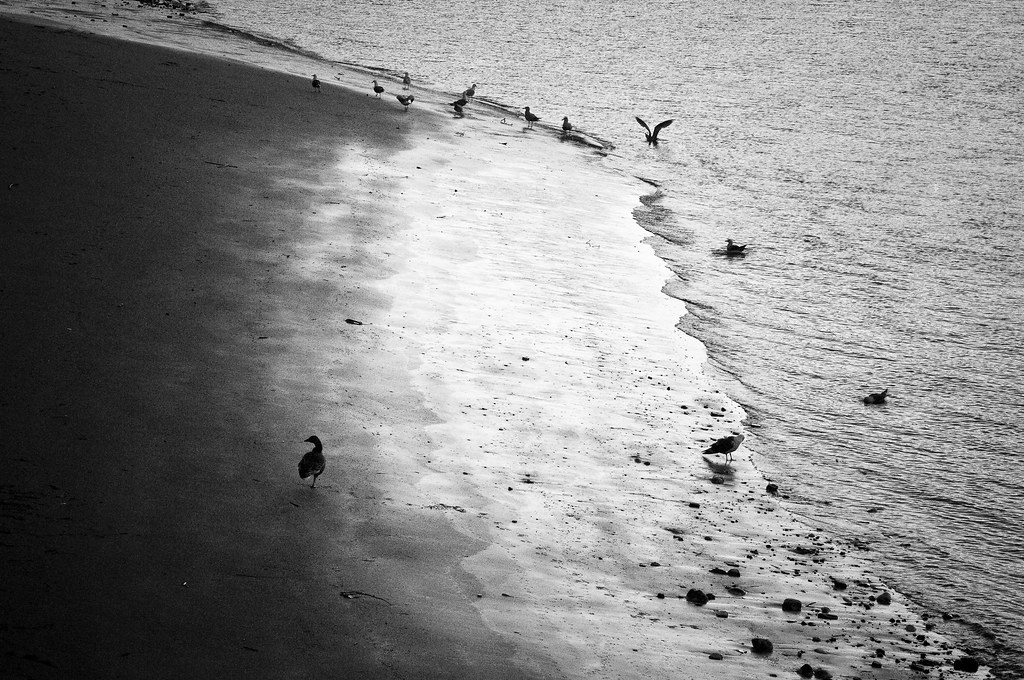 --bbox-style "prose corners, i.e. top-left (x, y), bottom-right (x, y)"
top-left (702, 457), bottom-right (734, 475)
